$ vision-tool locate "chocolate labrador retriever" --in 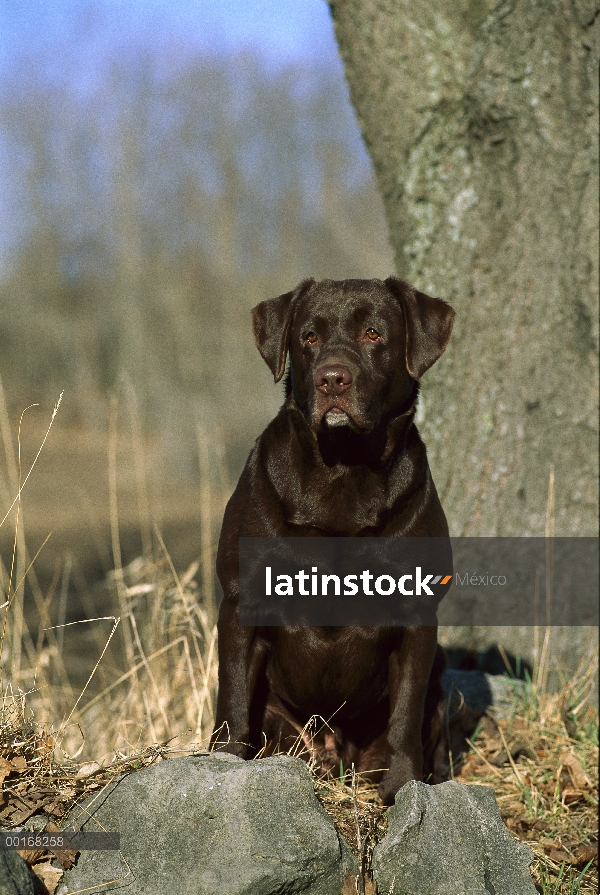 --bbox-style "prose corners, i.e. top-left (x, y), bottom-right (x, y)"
top-left (211, 277), bottom-right (455, 804)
